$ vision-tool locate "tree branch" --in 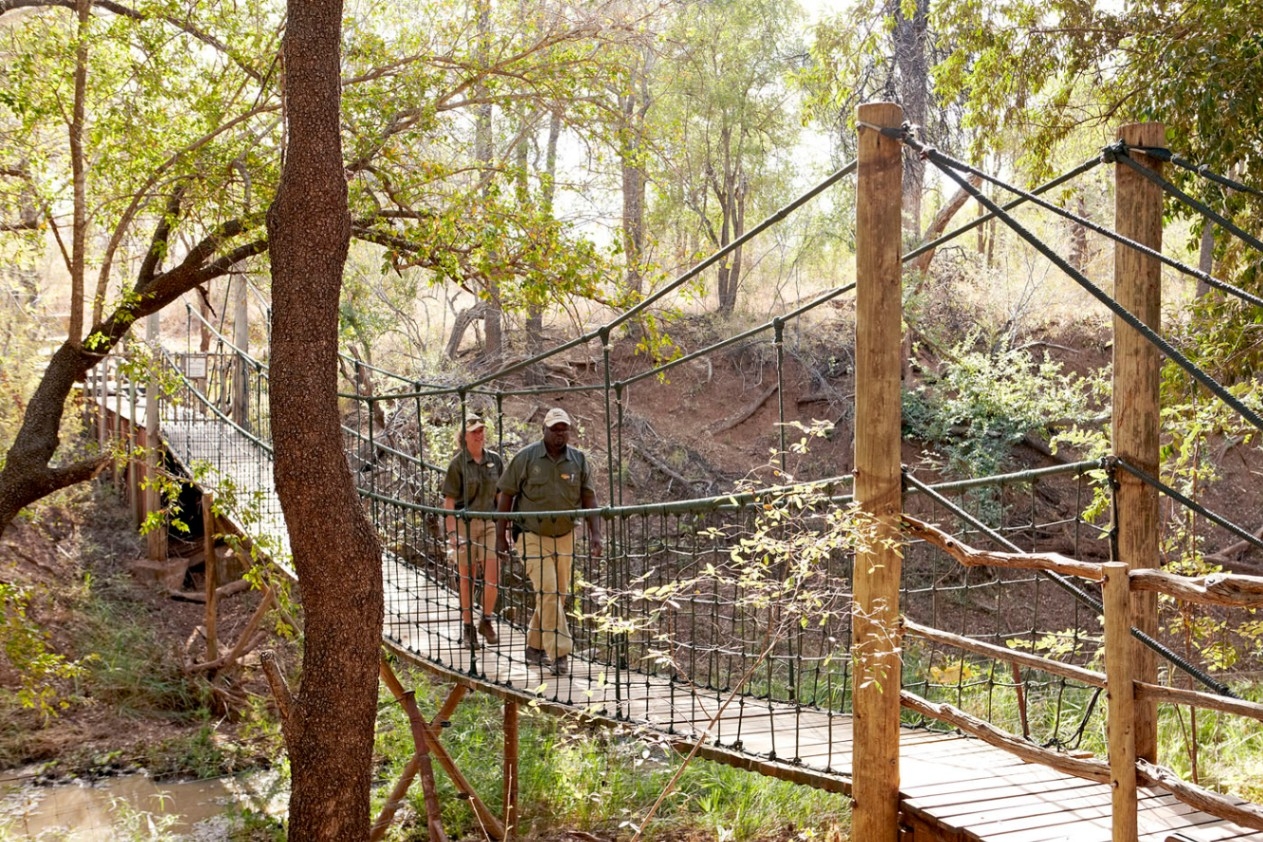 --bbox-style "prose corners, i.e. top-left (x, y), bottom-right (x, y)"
top-left (0, 0), bottom-right (265, 81)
